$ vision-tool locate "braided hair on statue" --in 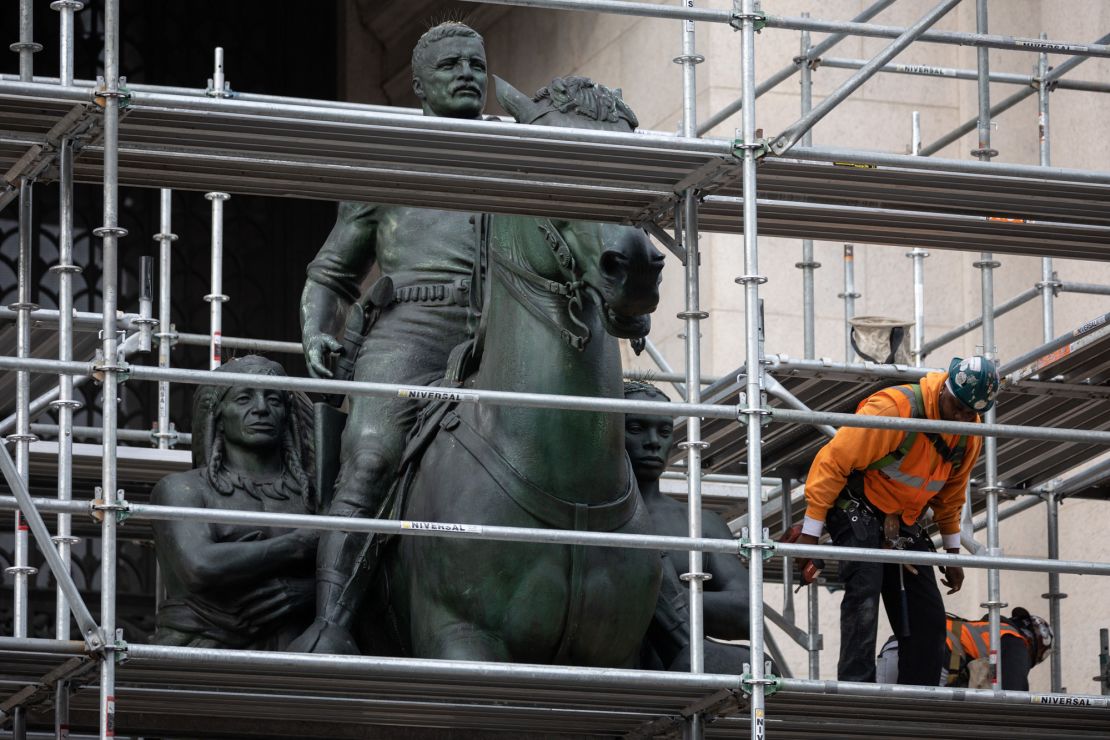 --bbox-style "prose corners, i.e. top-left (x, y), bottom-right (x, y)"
top-left (191, 355), bottom-right (318, 512)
